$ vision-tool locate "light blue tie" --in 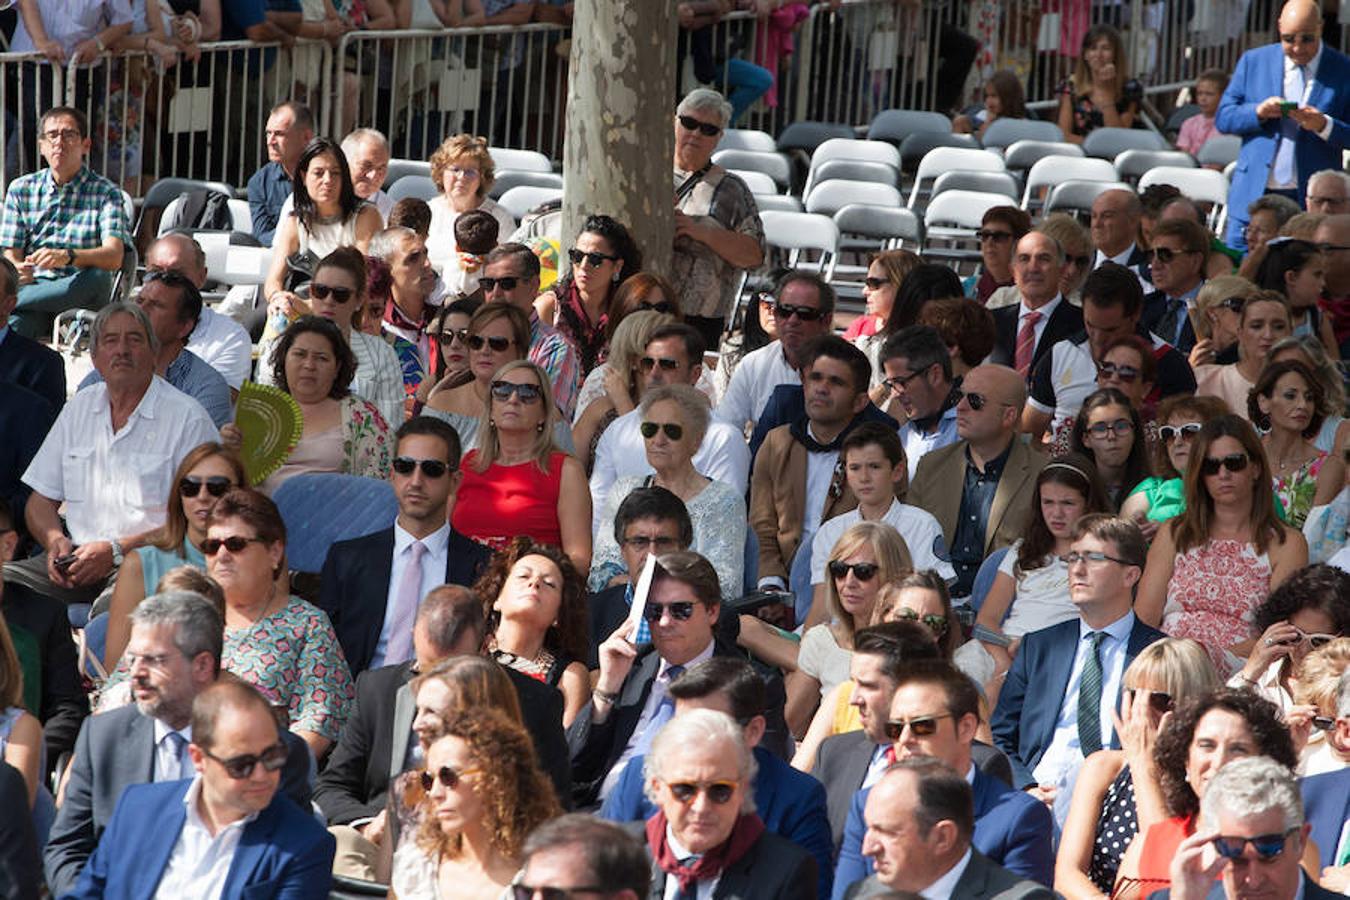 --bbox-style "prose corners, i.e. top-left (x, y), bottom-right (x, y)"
top-left (1272, 65), bottom-right (1306, 186)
